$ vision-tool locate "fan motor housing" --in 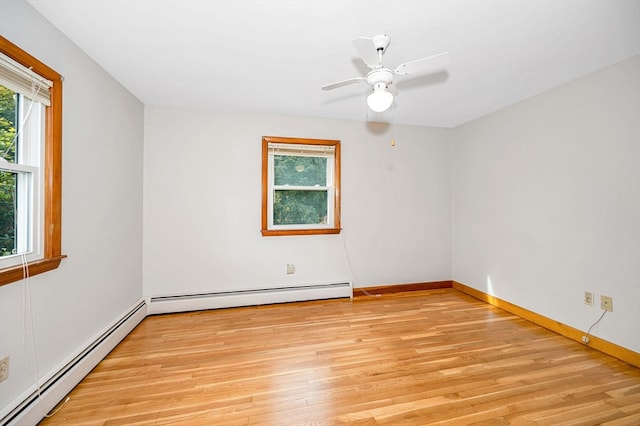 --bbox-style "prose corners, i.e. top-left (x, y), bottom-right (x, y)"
top-left (366, 68), bottom-right (393, 86)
